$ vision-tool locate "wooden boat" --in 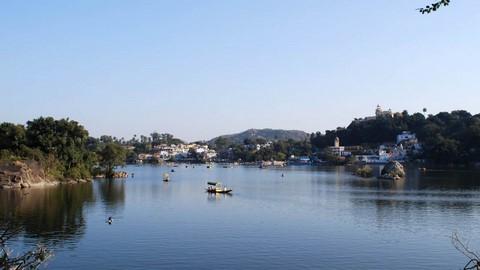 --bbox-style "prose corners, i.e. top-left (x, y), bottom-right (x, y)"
top-left (206, 181), bottom-right (232, 193)
top-left (206, 186), bottom-right (232, 193)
